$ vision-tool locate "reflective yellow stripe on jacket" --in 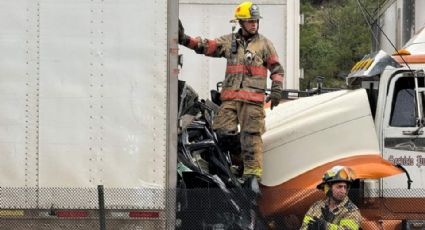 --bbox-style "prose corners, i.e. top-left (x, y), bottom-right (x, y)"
top-left (302, 215), bottom-right (314, 225)
top-left (302, 215), bottom-right (359, 230)
top-left (340, 218), bottom-right (359, 230)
